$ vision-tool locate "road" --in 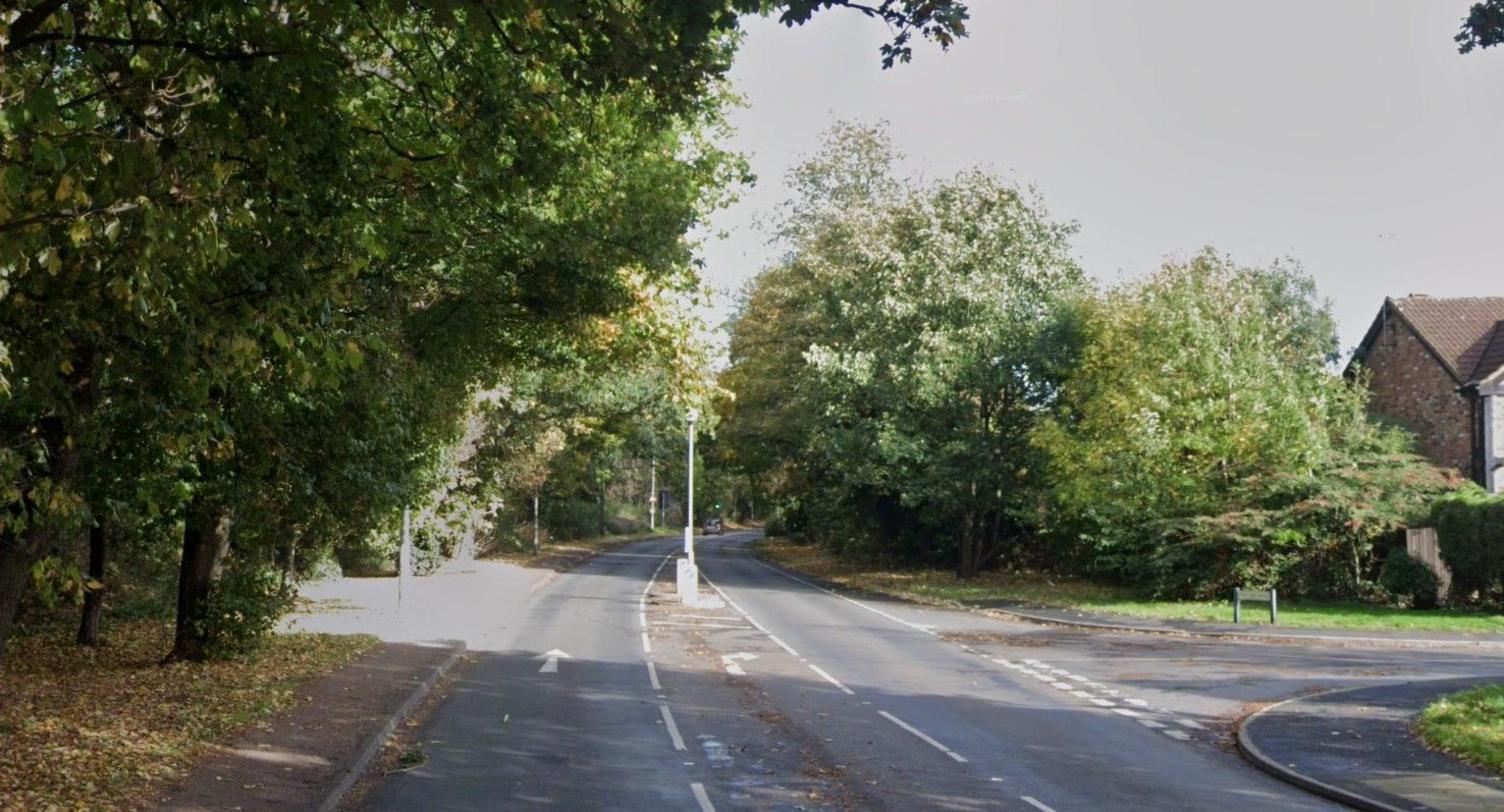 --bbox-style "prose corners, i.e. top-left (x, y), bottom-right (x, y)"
top-left (355, 531), bottom-right (1499, 810)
